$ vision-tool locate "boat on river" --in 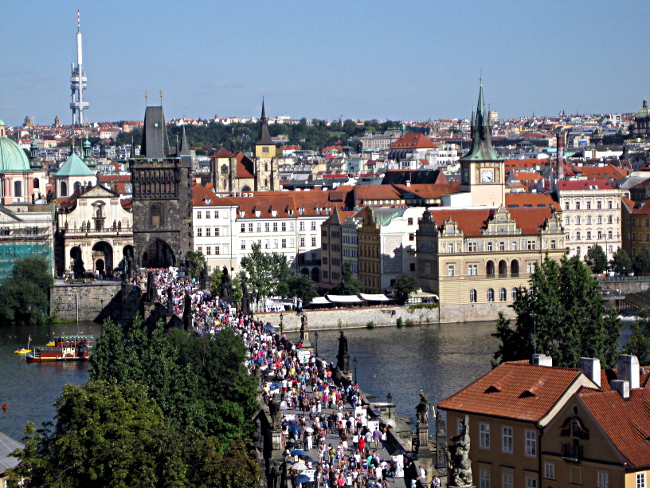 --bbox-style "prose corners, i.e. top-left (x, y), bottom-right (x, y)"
top-left (26, 336), bottom-right (94, 362)
top-left (14, 336), bottom-right (32, 354)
